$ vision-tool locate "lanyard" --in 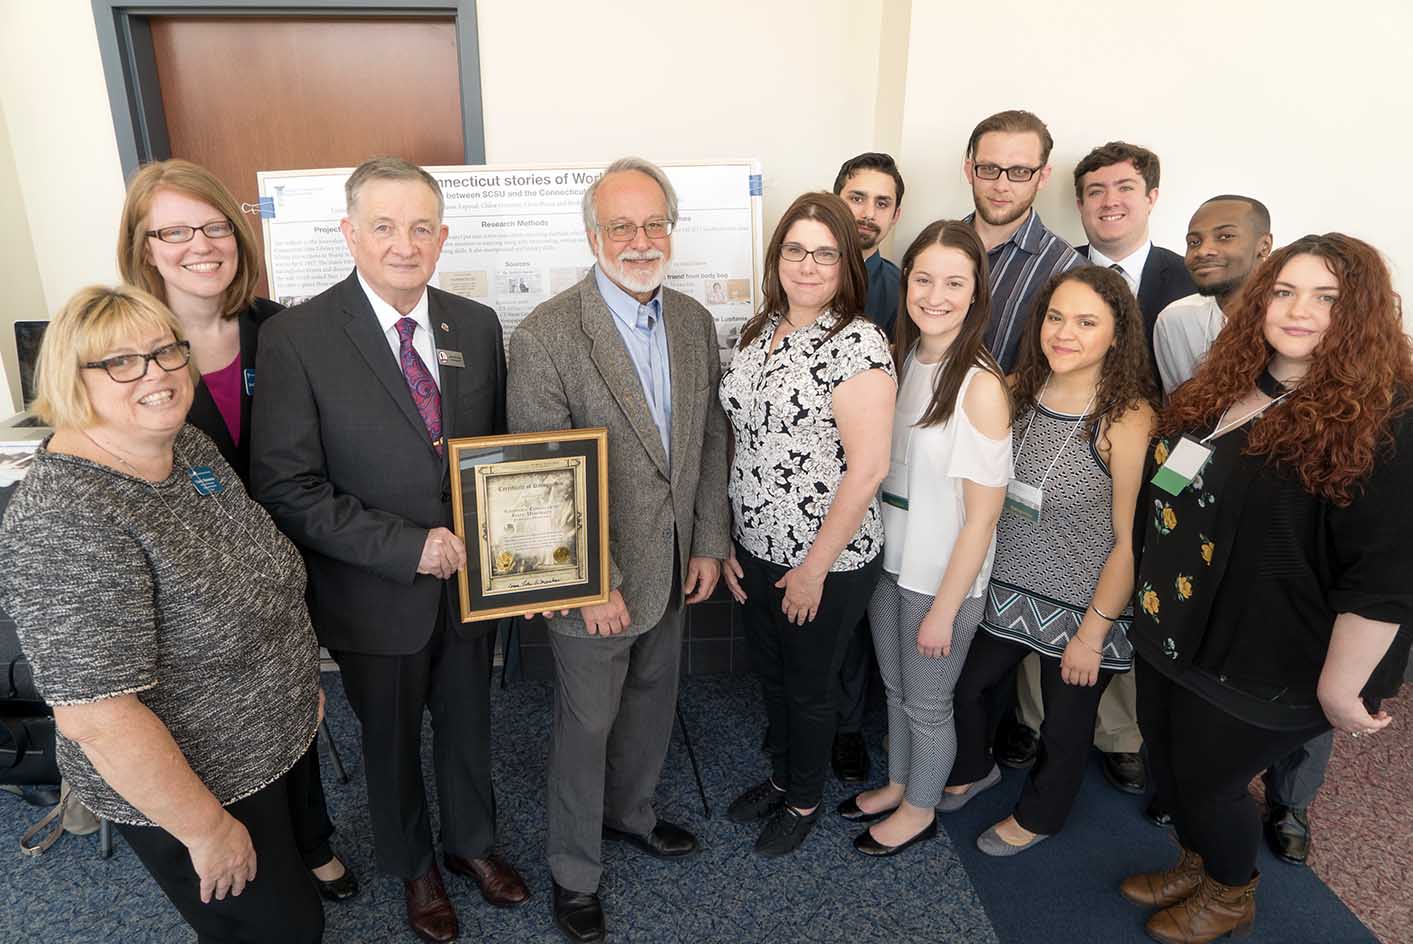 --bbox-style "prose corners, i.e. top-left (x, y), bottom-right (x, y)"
top-left (1201, 388), bottom-right (1295, 444)
top-left (1014, 375), bottom-right (1097, 492)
